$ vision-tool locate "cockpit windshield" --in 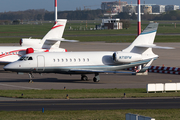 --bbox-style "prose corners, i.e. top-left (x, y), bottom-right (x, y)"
top-left (18, 56), bottom-right (33, 61)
